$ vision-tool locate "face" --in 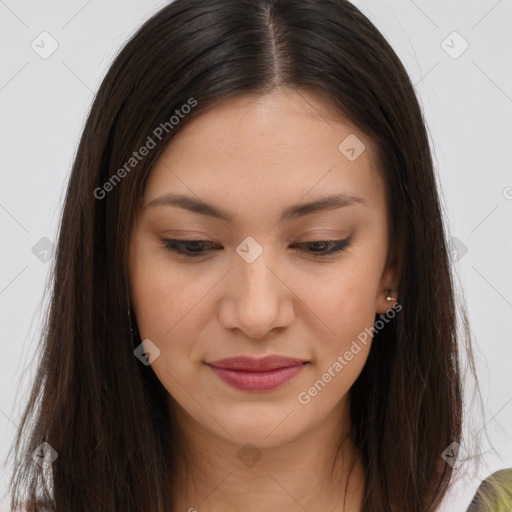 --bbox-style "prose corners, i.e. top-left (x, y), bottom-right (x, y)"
top-left (129, 87), bottom-right (398, 449)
